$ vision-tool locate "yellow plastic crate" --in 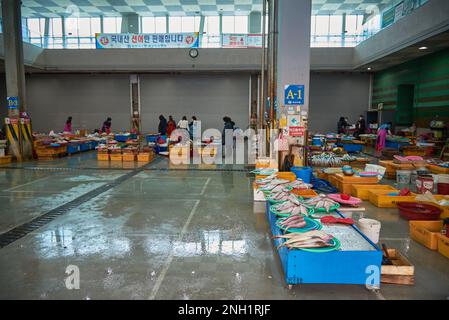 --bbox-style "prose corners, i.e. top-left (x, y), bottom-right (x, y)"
top-left (351, 184), bottom-right (397, 200)
top-left (427, 164), bottom-right (449, 174)
top-left (368, 190), bottom-right (416, 208)
top-left (0, 155), bottom-right (12, 164)
top-left (97, 153), bottom-right (109, 161)
top-left (410, 221), bottom-right (443, 250)
top-left (110, 154), bottom-right (123, 161)
top-left (123, 154), bottom-right (136, 162)
top-left (137, 153), bottom-right (152, 163)
top-left (437, 234), bottom-right (449, 259)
